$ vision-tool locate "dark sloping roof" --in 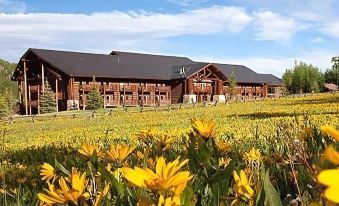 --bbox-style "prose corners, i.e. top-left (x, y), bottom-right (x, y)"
top-left (13, 48), bottom-right (282, 85)
top-left (258, 74), bottom-right (282, 85)
top-left (29, 48), bottom-right (194, 80)
top-left (212, 63), bottom-right (264, 83)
